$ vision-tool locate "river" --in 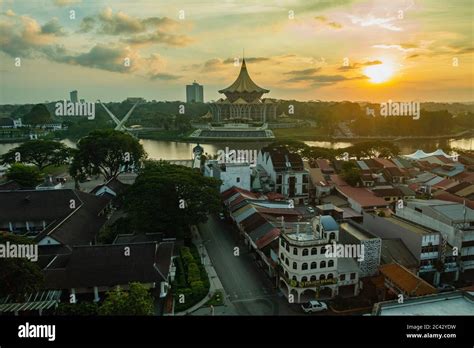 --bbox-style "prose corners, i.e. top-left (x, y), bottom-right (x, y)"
top-left (0, 137), bottom-right (472, 160)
